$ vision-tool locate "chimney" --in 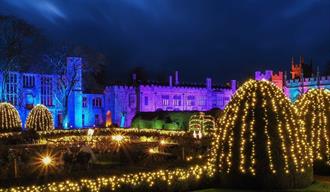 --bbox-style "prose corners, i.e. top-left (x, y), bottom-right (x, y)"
top-left (175, 71), bottom-right (179, 85)
top-left (206, 78), bottom-right (212, 90)
top-left (231, 80), bottom-right (237, 91)
top-left (169, 75), bottom-right (173, 87)
top-left (132, 73), bottom-right (137, 83)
